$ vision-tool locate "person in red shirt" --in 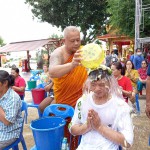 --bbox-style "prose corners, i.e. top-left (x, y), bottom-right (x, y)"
top-left (137, 60), bottom-right (148, 93)
top-left (111, 62), bottom-right (133, 103)
top-left (11, 68), bottom-right (26, 100)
